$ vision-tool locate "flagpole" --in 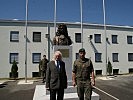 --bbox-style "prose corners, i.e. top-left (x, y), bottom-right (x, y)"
top-left (54, 0), bottom-right (57, 35)
top-left (25, 0), bottom-right (28, 83)
top-left (80, 0), bottom-right (83, 48)
top-left (103, 0), bottom-right (107, 77)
